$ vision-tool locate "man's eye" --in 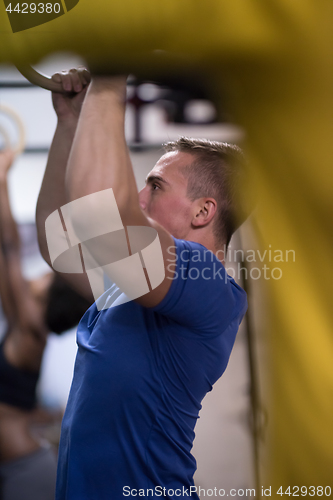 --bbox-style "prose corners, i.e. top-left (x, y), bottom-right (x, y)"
top-left (152, 183), bottom-right (160, 191)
